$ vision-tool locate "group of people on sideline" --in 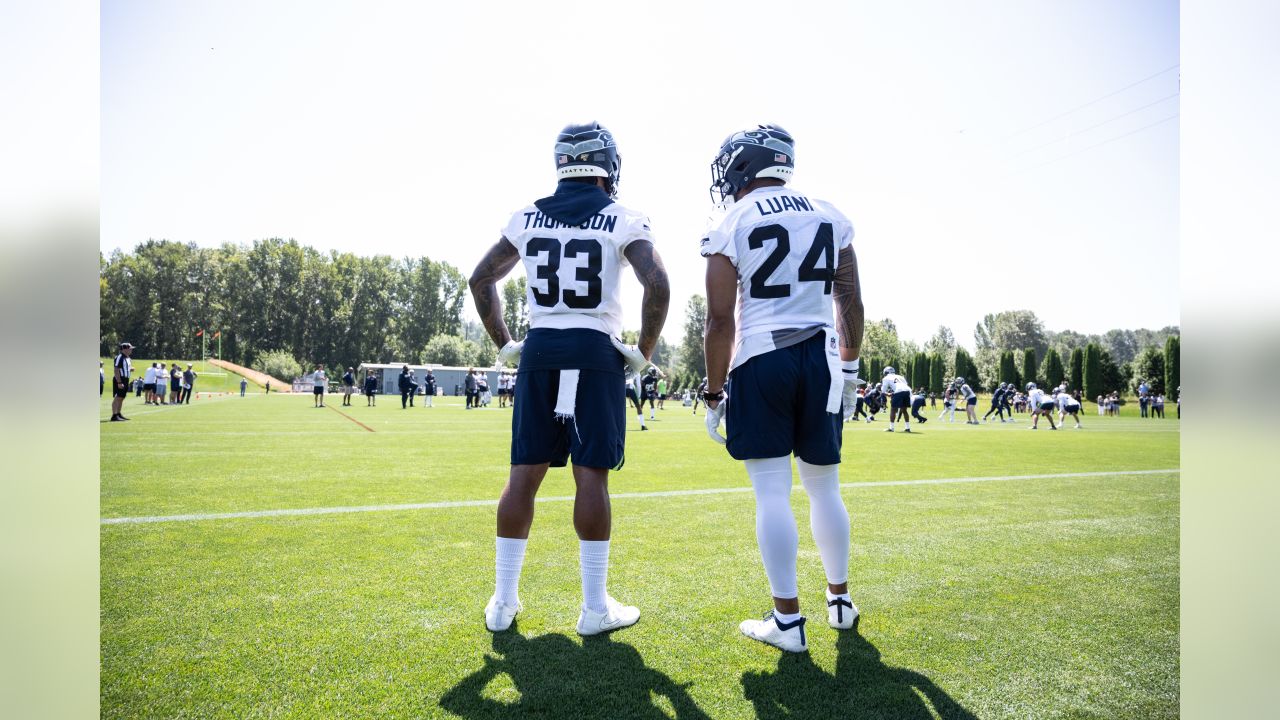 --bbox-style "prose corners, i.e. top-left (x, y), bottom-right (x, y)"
top-left (100, 354), bottom-right (199, 407)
